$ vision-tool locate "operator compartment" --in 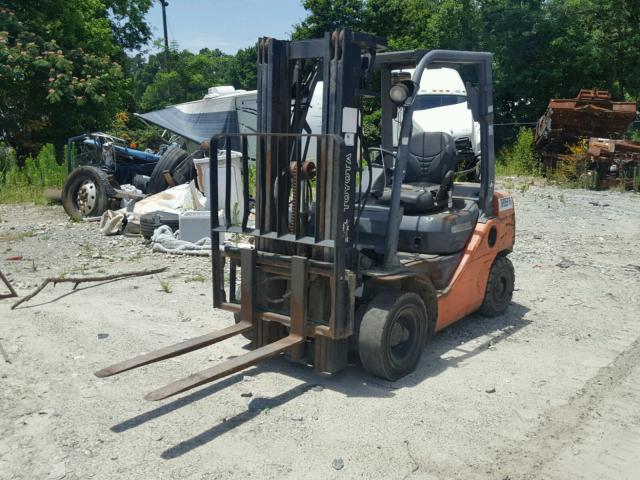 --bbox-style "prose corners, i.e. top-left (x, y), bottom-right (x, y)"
top-left (357, 127), bottom-right (480, 256)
